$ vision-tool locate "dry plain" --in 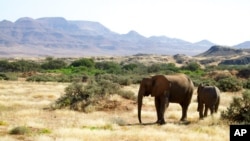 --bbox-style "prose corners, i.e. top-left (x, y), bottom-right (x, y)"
top-left (0, 78), bottom-right (238, 141)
